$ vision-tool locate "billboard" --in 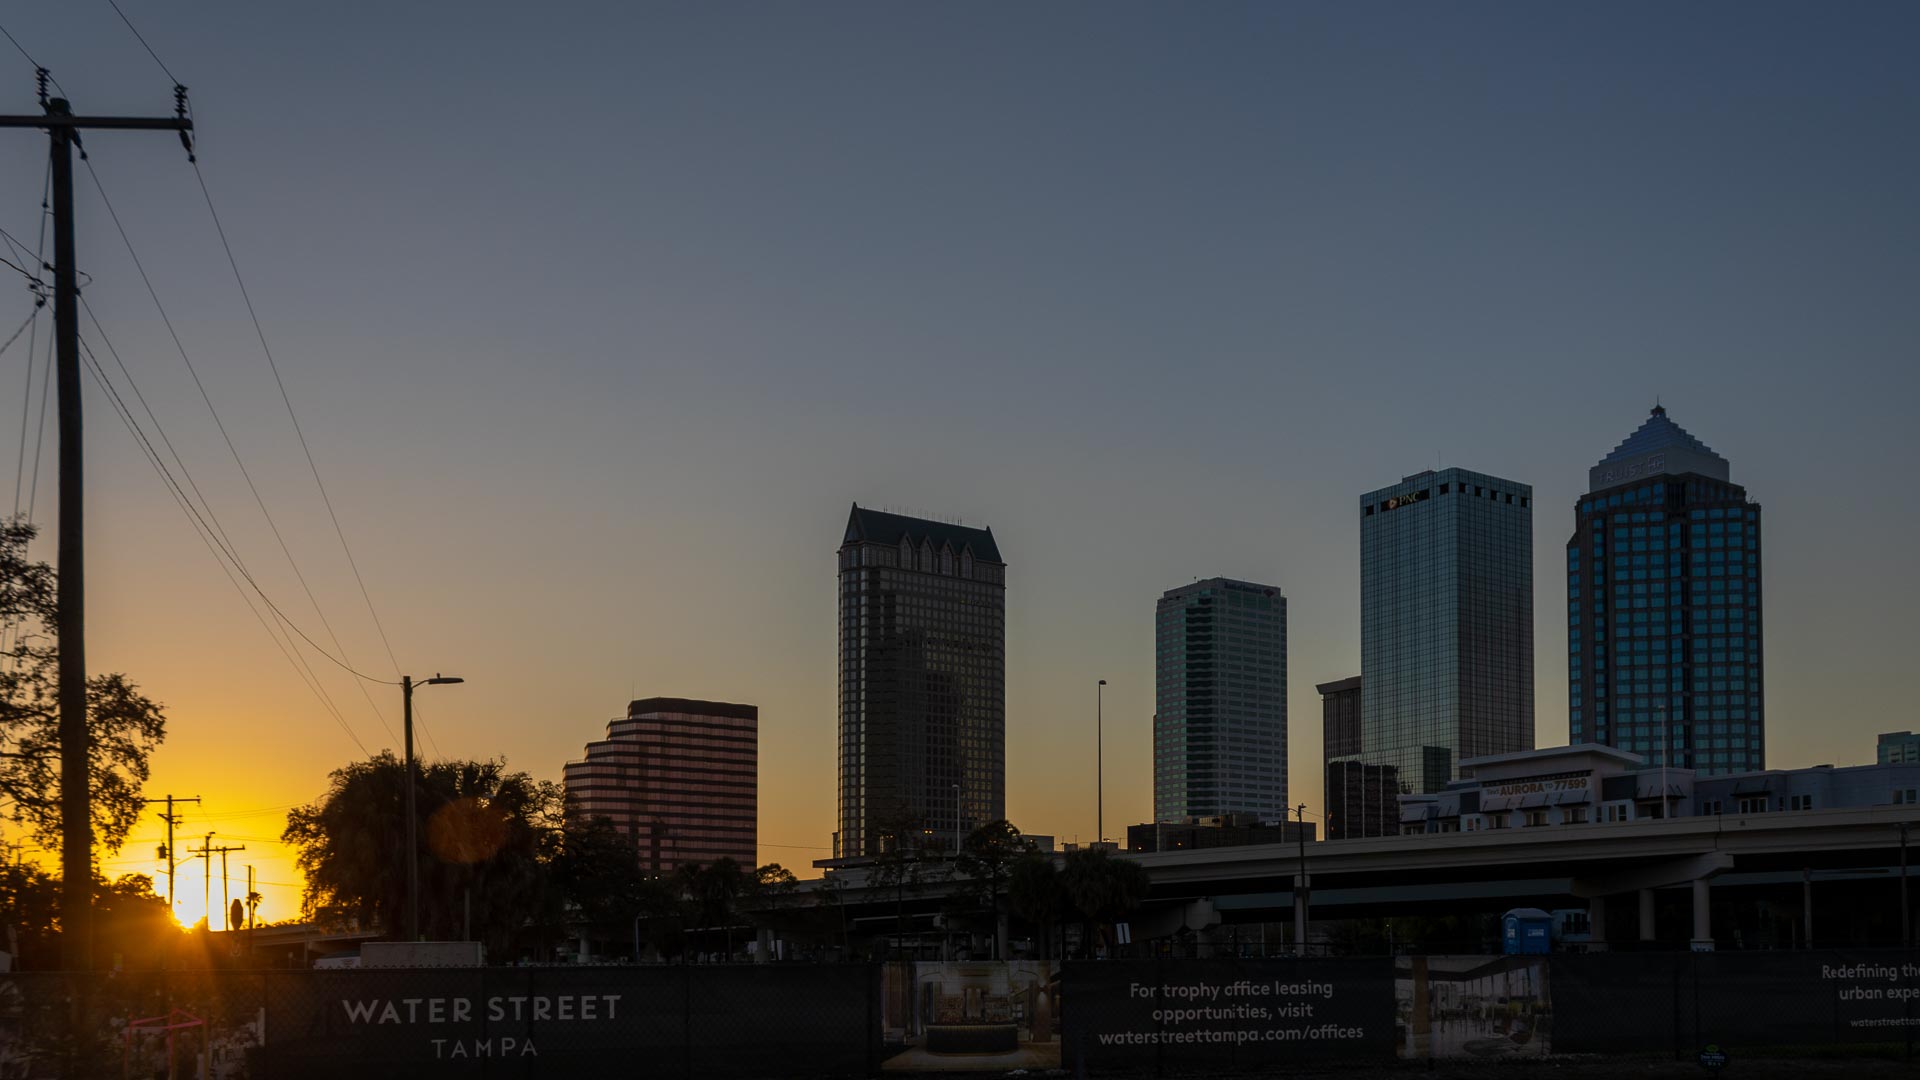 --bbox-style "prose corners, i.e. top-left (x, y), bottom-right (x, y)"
top-left (879, 961), bottom-right (1061, 1071)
